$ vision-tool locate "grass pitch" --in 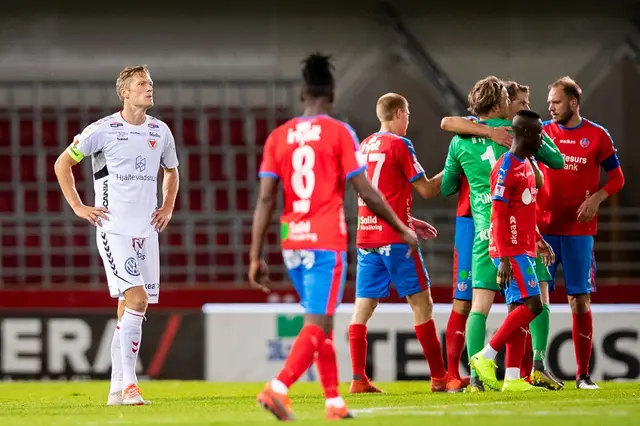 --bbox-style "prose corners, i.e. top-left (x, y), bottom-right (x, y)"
top-left (0, 381), bottom-right (638, 425)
